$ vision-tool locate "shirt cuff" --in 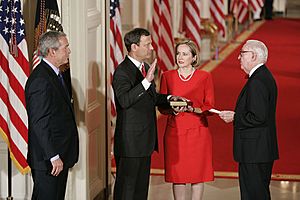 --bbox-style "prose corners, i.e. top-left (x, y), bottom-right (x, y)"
top-left (50, 155), bottom-right (60, 162)
top-left (142, 78), bottom-right (151, 90)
